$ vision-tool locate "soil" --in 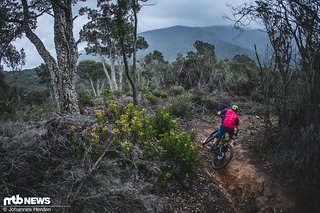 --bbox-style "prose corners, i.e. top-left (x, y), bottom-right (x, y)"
top-left (160, 114), bottom-right (297, 213)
